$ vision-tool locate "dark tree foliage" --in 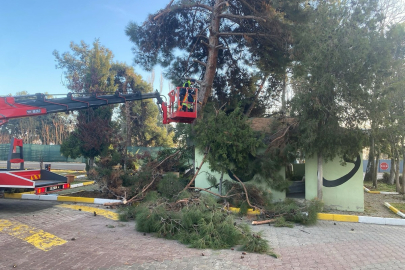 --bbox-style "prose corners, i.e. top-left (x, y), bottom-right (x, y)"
top-left (289, 0), bottom-right (390, 198)
top-left (112, 63), bottom-right (174, 148)
top-left (194, 106), bottom-right (290, 190)
top-left (75, 107), bottom-right (114, 160)
top-left (54, 40), bottom-right (117, 168)
top-left (126, 0), bottom-right (308, 115)
top-left (60, 131), bottom-right (82, 159)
